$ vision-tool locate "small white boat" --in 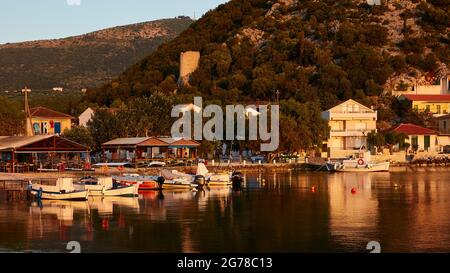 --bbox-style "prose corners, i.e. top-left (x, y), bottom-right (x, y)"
top-left (112, 173), bottom-right (161, 190)
top-left (30, 178), bottom-right (89, 201)
top-left (160, 169), bottom-right (196, 189)
top-left (75, 177), bottom-right (138, 197)
top-left (197, 164), bottom-right (232, 186)
top-left (335, 152), bottom-right (390, 172)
